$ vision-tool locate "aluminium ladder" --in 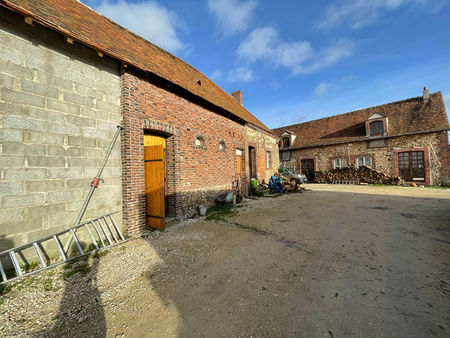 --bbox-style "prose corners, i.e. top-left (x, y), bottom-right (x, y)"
top-left (0, 212), bottom-right (125, 284)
